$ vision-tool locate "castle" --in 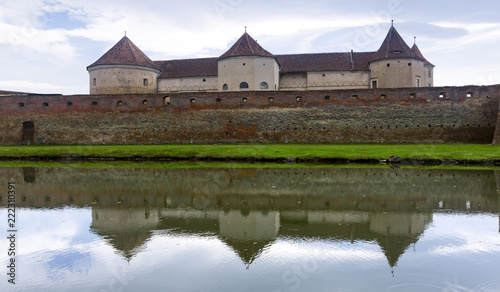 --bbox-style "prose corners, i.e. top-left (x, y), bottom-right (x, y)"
top-left (87, 24), bottom-right (434, 95)
top-left (1, 25), bottom-right (500, 146)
